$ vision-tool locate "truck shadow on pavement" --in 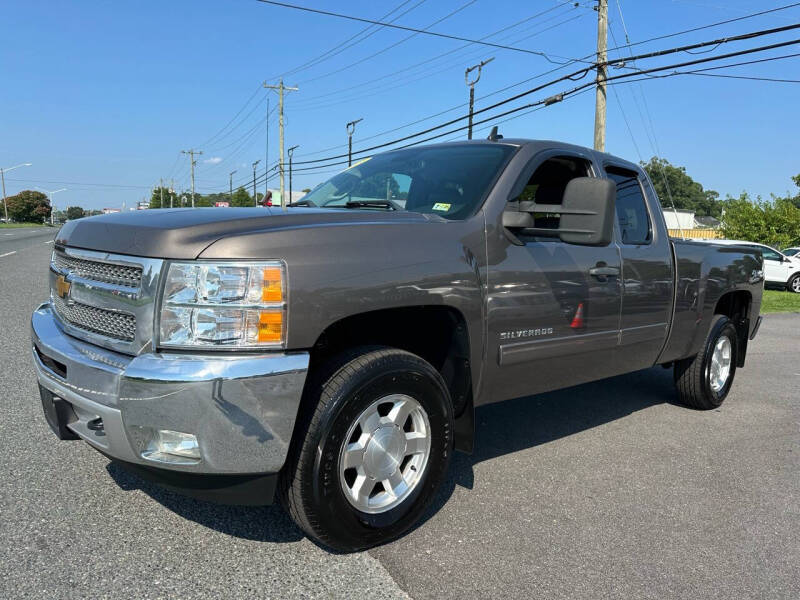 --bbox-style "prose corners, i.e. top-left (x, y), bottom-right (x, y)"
top-left (106, 366), bottom-right (678, 545)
